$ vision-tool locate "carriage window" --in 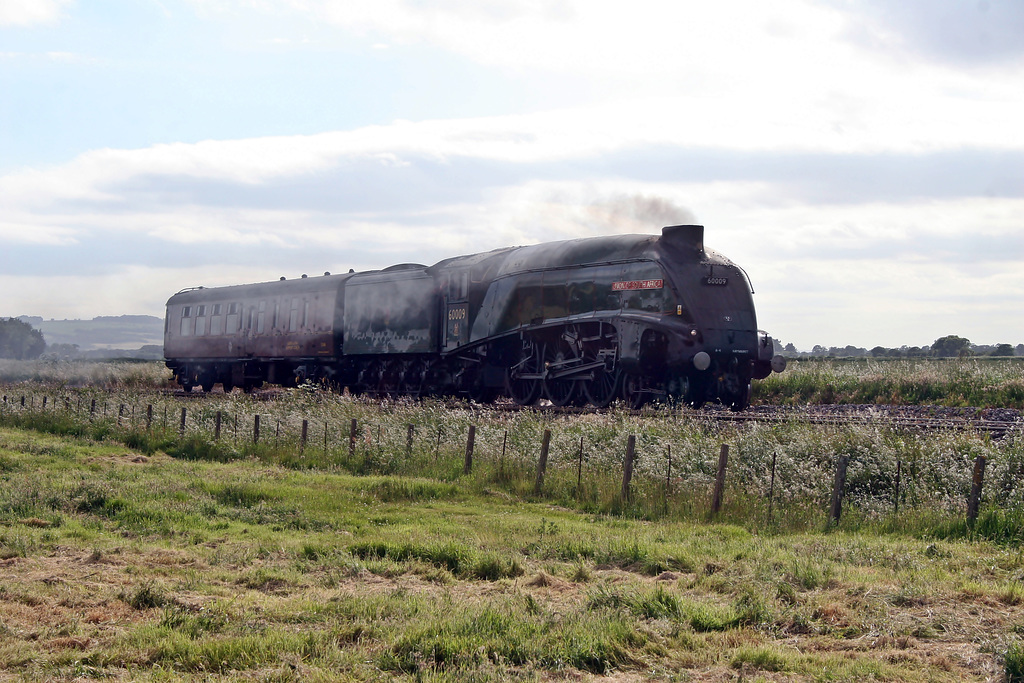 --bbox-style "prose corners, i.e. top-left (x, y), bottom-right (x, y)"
top-left (179, 306), bottom-right (192, 336)
top-left (226, 303), bottom-right (240, 333)
top-left (272, 302), bottom-right (279, 329)
top-left (257, 300), bottom-right (266, 334)
top-left (195, 305), bottom-right (207, 336)
top-left (210, 303), bottom-right (222, 335)
top-left (289, 299), bottom-right (299, 331)
top-left (302, 300), bottom-right (309, 329)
